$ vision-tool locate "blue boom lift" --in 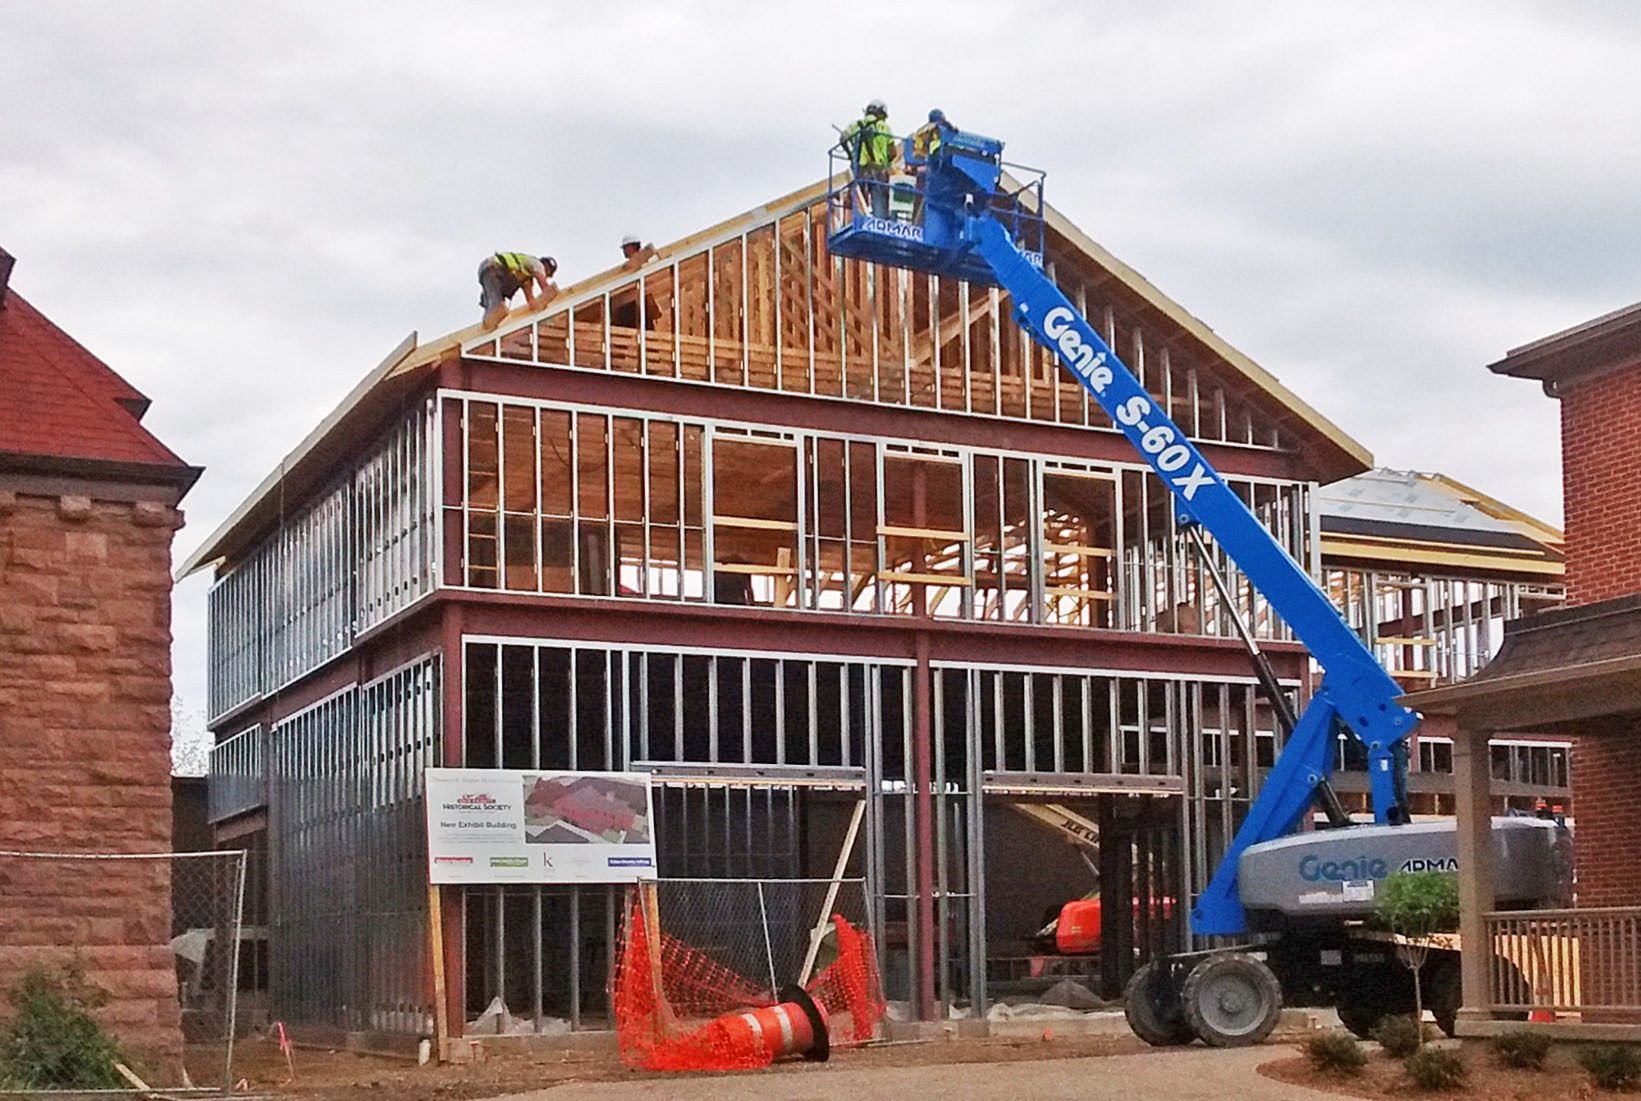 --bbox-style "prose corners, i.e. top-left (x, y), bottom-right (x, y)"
top-left (827, 124), bottom-right (1563, 1045)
